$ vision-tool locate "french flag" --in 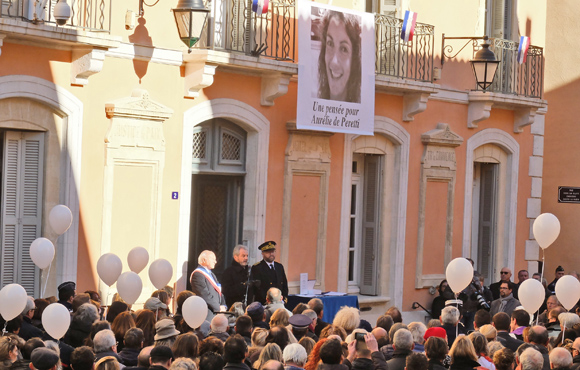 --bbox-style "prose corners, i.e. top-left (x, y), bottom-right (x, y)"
top-left (401, 10), bottom-right (417, 43)
top-left (252, 0), bottom-right (269, 15)
top-left (517, 36), bottom-right (530, 64)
